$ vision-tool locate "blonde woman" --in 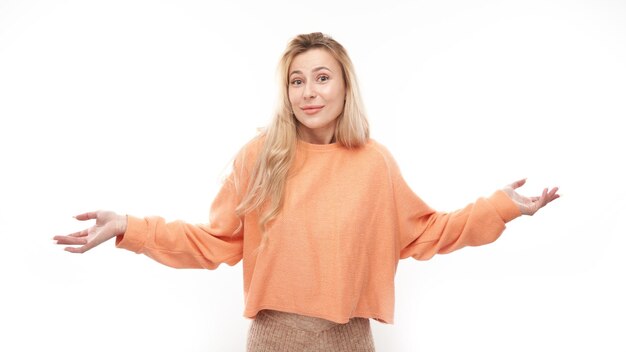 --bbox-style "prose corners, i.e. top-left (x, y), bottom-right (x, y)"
top-left (54, 32), bottom-right (559, 351)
